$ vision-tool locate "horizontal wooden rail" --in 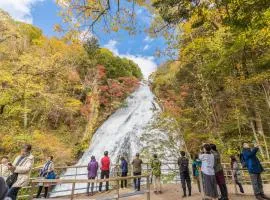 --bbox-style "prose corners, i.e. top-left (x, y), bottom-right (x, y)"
top-left (29, 174), bottom-right (151, 200)
top-left (31, 174), bottom-right (150, 184)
